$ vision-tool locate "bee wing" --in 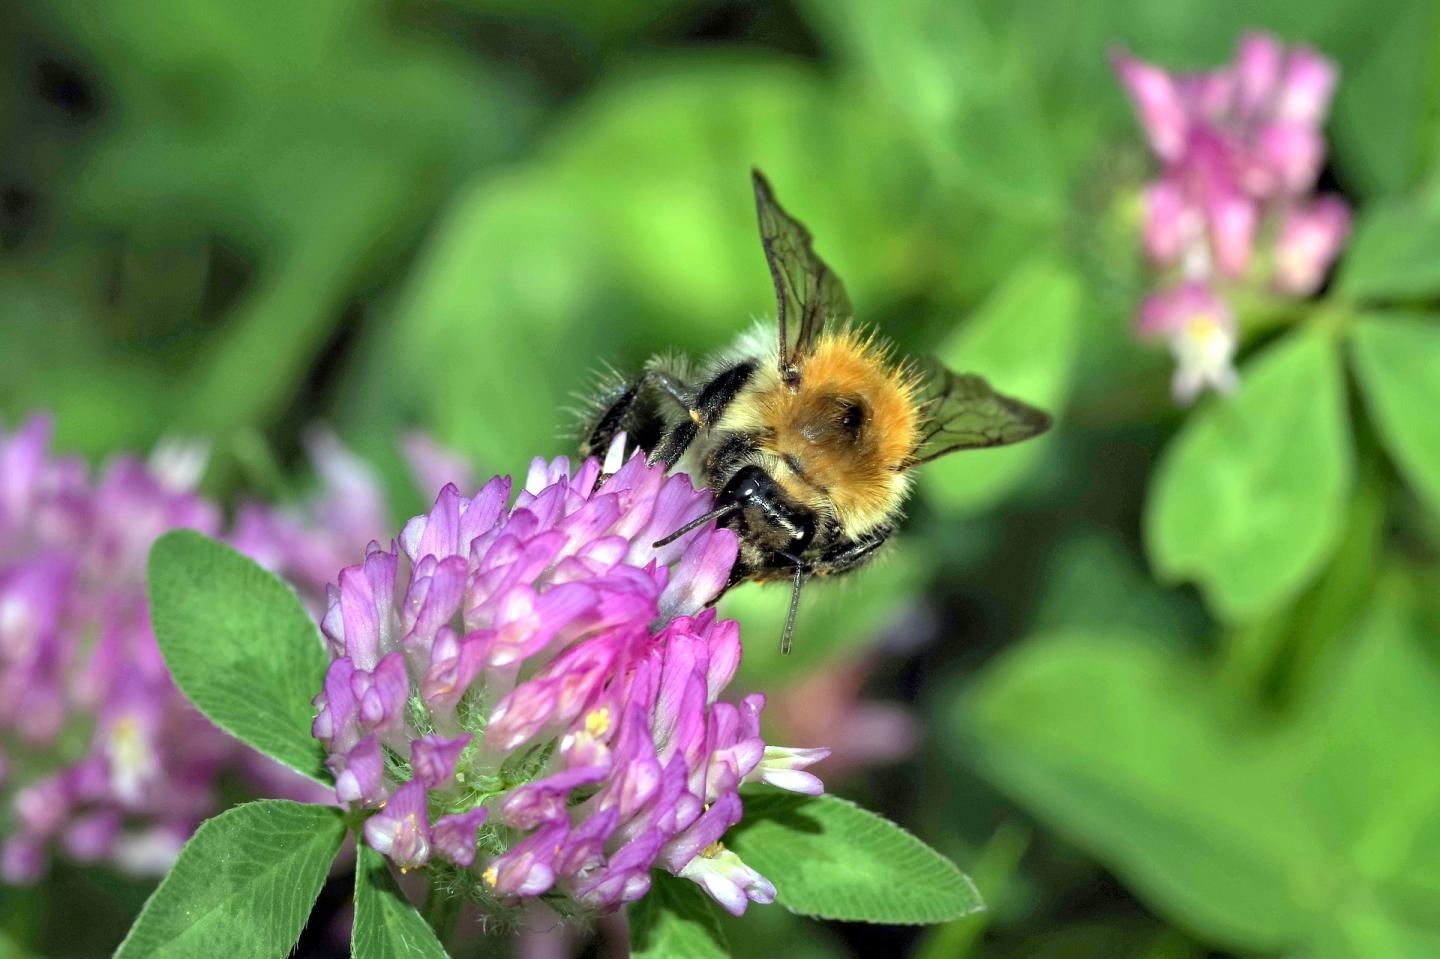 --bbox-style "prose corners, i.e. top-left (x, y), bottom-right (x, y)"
top-left (752, 169), bottom-right (853, 382)
top-left (905, 359), bottom-right (1052, 467)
